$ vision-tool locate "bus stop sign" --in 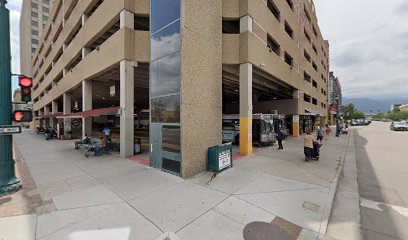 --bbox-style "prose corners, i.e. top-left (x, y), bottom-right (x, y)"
top-left (0, 125), bottom-right (22, 135)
